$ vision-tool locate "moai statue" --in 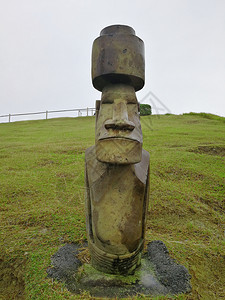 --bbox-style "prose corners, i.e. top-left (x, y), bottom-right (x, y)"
top-left (85, 25), bottom-right (150, 275)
